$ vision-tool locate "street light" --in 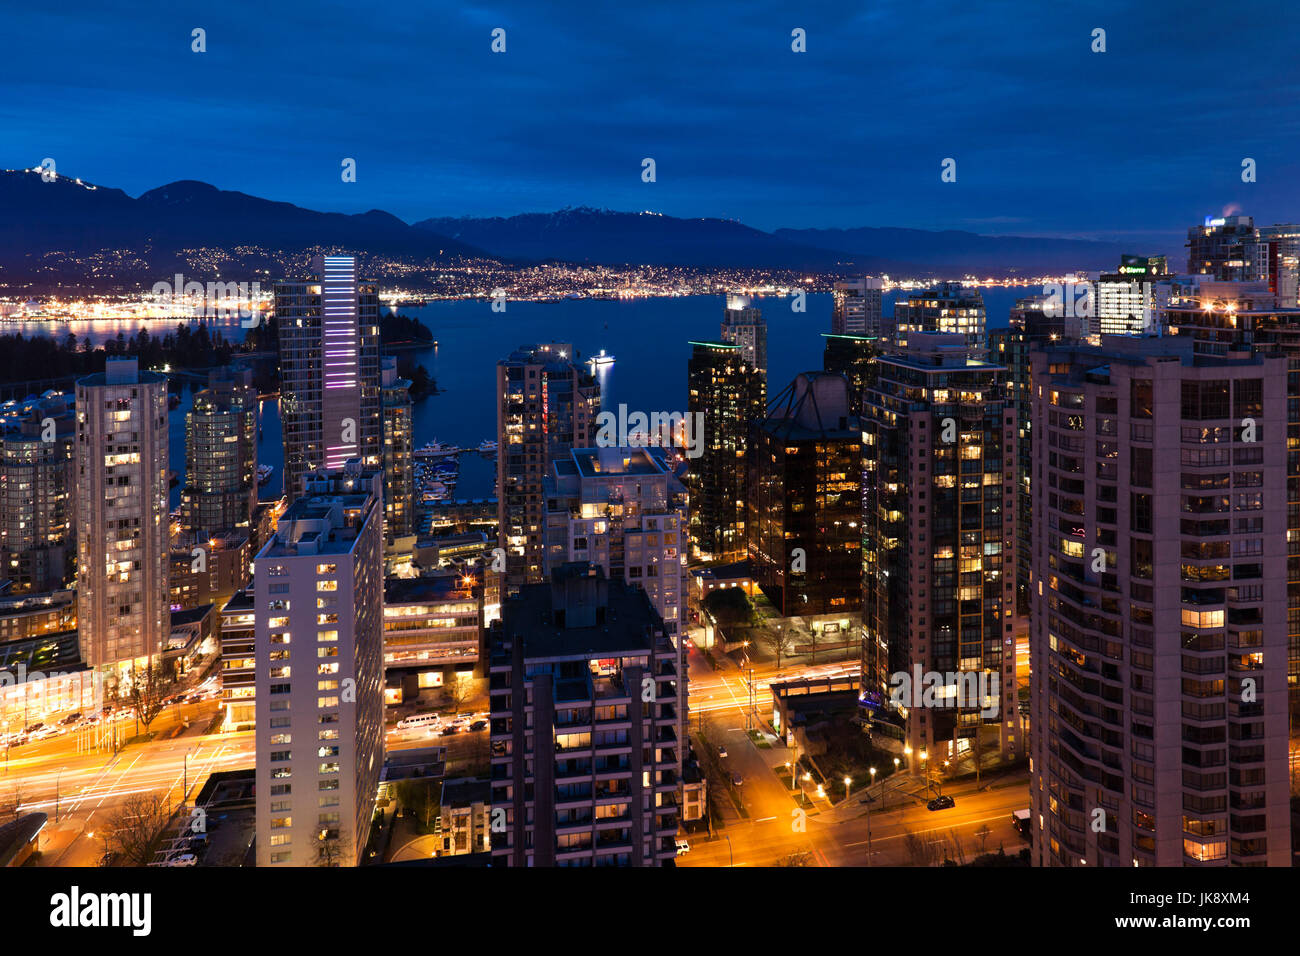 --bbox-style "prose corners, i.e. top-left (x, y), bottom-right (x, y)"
top-left (866, 767), bottom-right (877, 865)
top-left (843, 775), bottom-right (852, 803)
